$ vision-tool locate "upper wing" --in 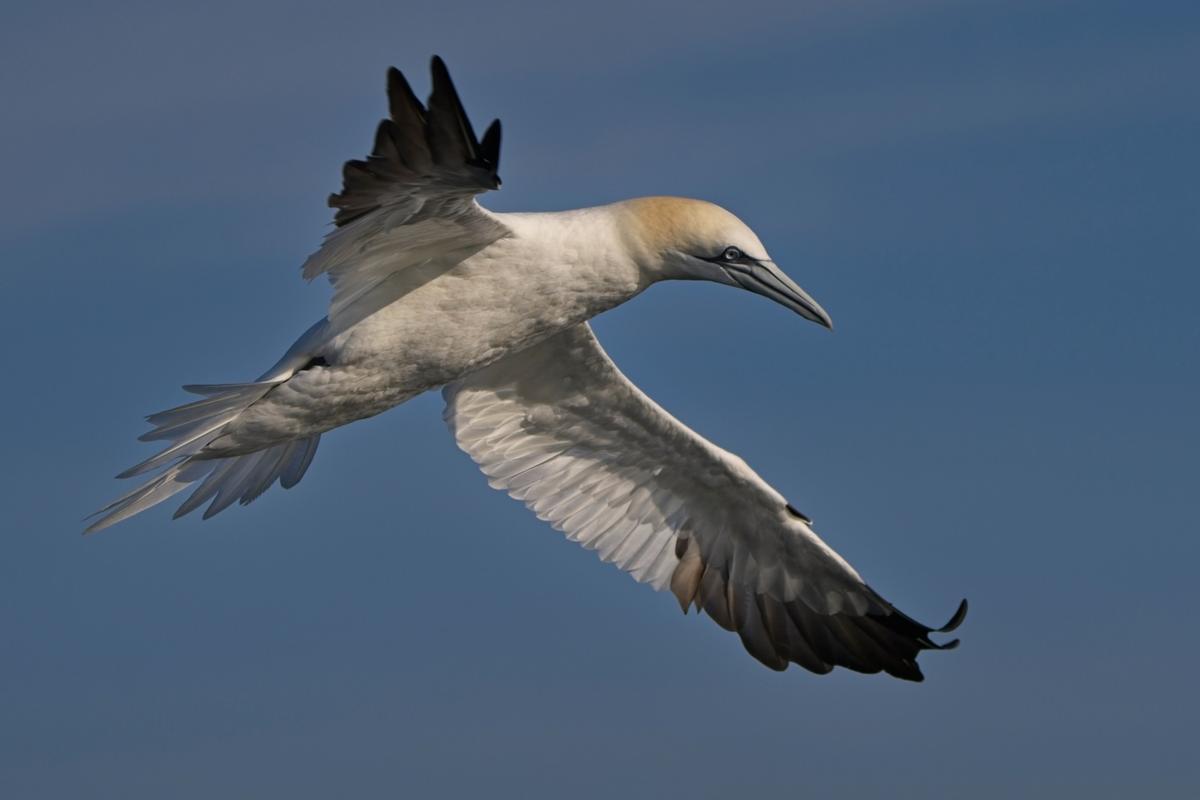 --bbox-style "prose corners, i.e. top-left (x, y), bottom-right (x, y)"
top-left (302, 56), bottom-right (510, 331)
top-left (443, 324), bottom-right (966, 680)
